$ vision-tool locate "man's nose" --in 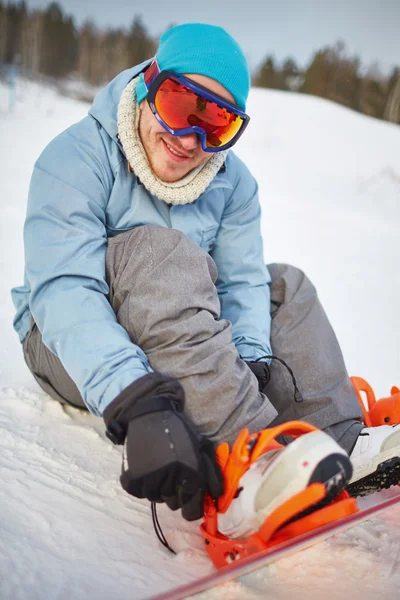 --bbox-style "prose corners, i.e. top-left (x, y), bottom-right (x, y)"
top-left (176, 132), bottom-right (200, 151)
